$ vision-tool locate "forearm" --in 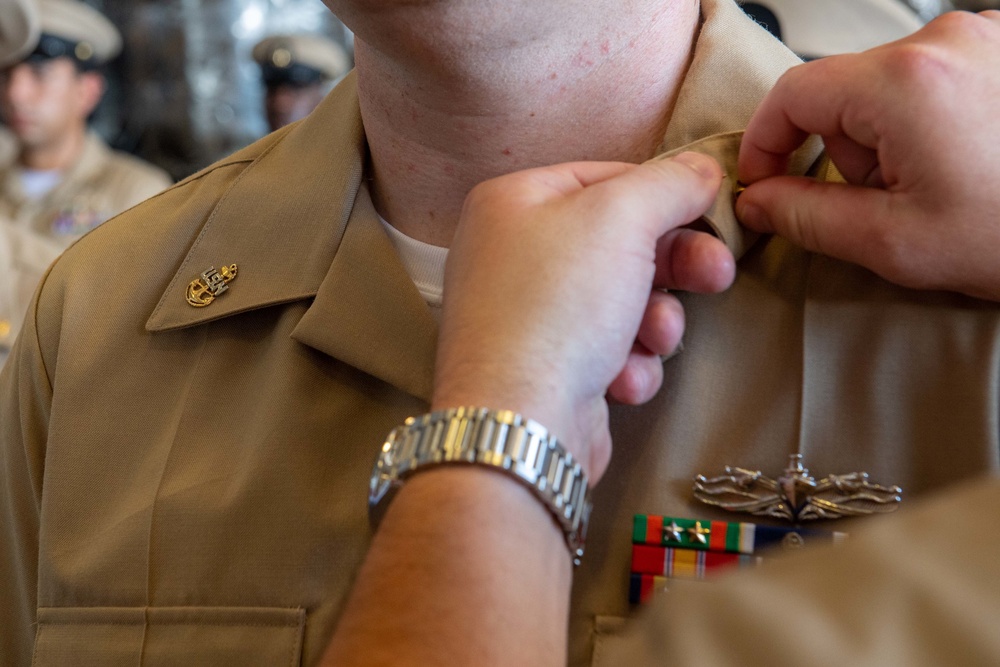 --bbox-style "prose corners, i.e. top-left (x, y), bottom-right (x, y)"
top-left (322, 314), bottom-right (589, 666)
top-left (322, 156), bottom-right (728, 665)
top-left (321, 466), bottom-right (573, 666)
